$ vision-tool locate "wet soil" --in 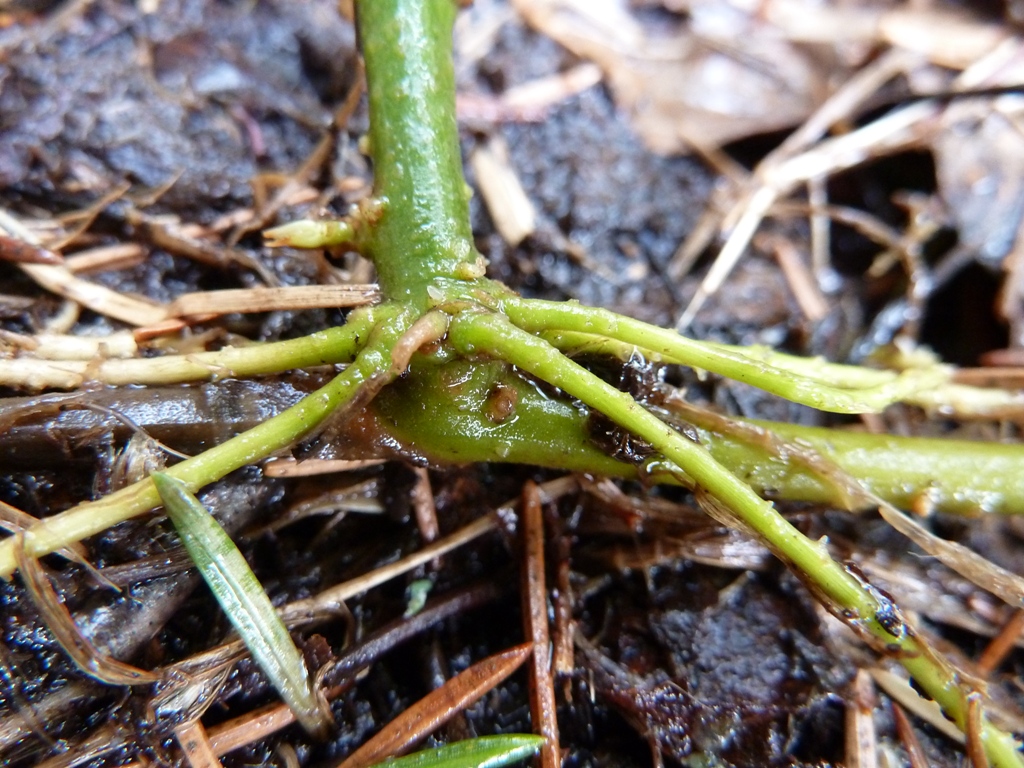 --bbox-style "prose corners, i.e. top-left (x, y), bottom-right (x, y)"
top-left (1, 2), bottom-right (1023, 768)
